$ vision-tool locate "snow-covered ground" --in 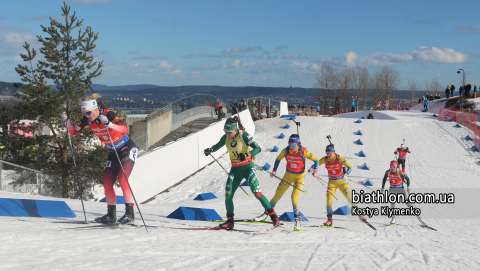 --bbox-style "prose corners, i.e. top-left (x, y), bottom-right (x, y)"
top-left (2, 110), bottom-right (480, 270)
